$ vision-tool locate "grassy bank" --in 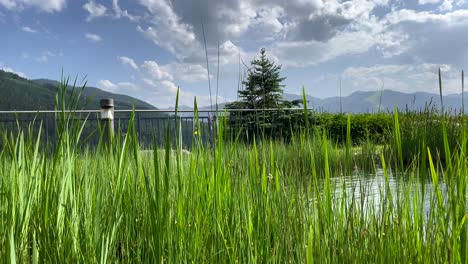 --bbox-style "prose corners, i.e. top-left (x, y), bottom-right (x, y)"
top-left (0, 106), bottom-right (467, 263)
top-left (0, 79), bottom-right (467, 262)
